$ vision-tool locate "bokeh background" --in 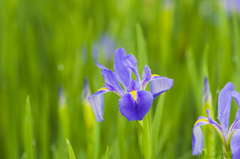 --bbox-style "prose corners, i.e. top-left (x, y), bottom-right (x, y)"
top-left (0, 0), bottom-right (240, 158)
